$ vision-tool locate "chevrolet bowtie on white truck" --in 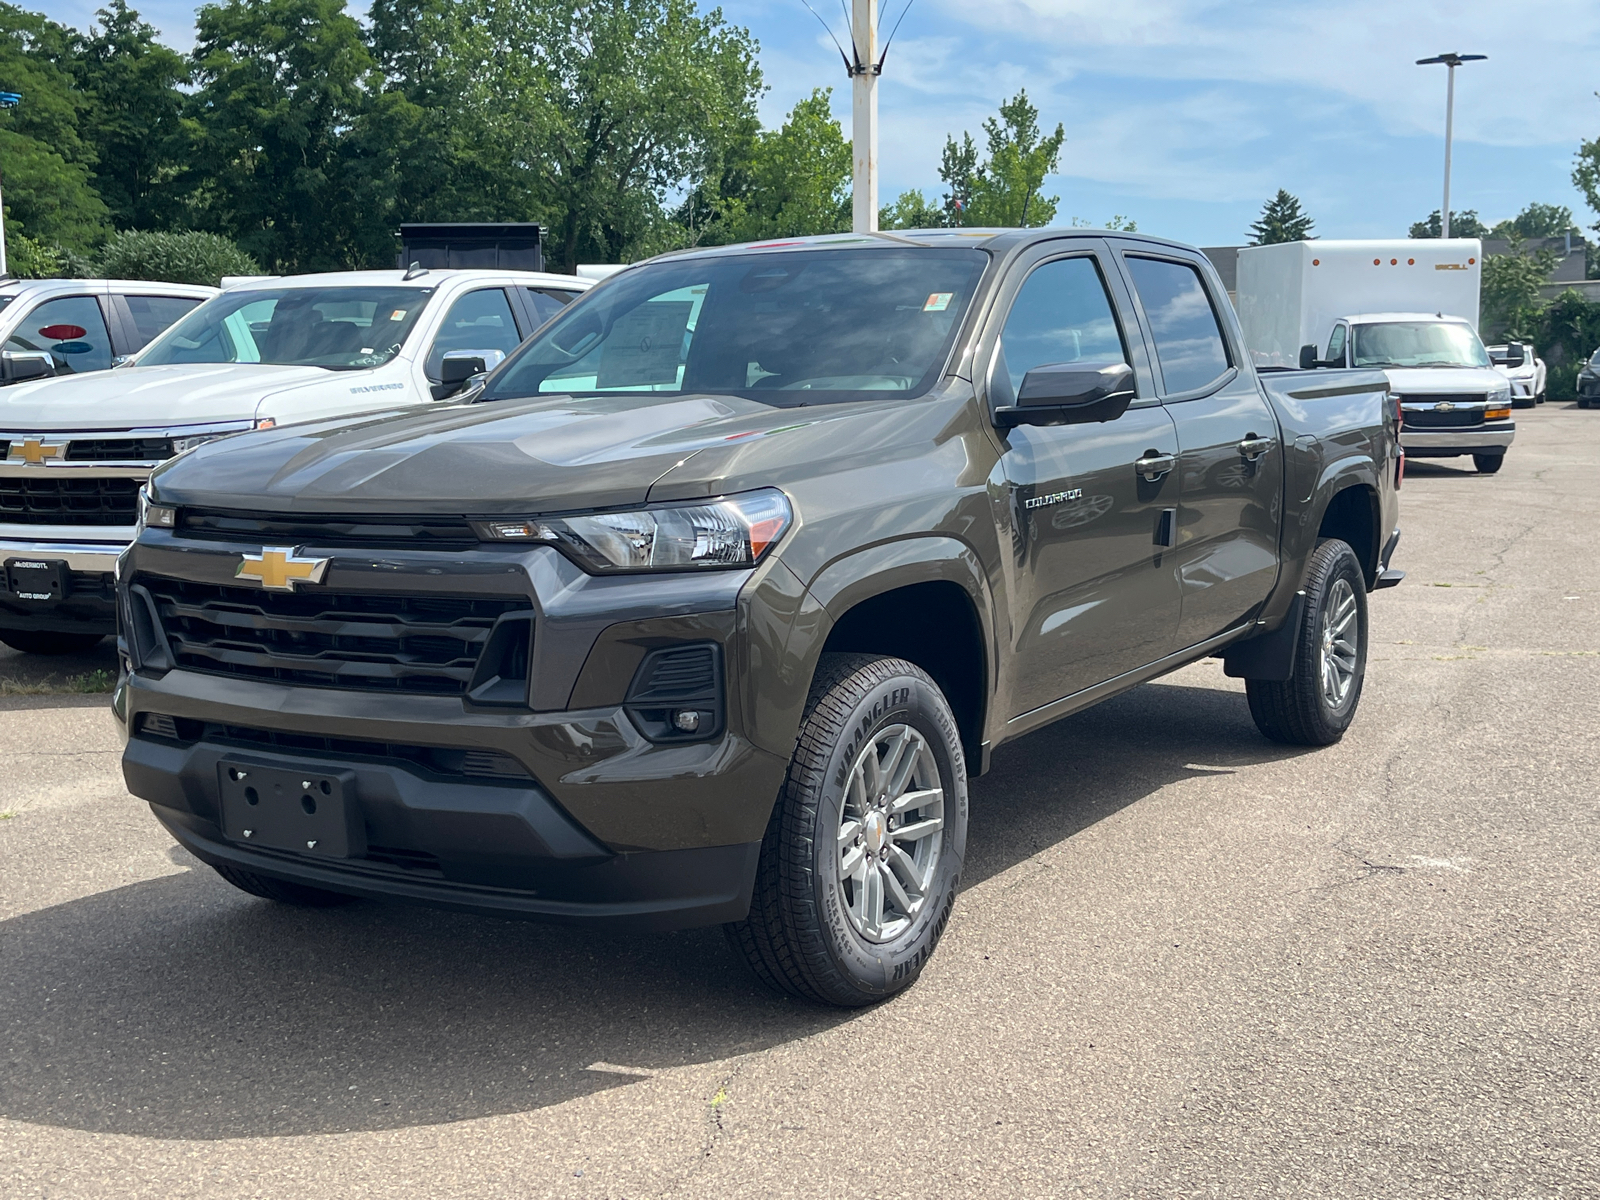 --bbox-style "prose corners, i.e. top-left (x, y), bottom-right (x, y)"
top-left (1236, 239), bottom-right (1514, 474)
top-left (0, 267), bottom-right (588, 655)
